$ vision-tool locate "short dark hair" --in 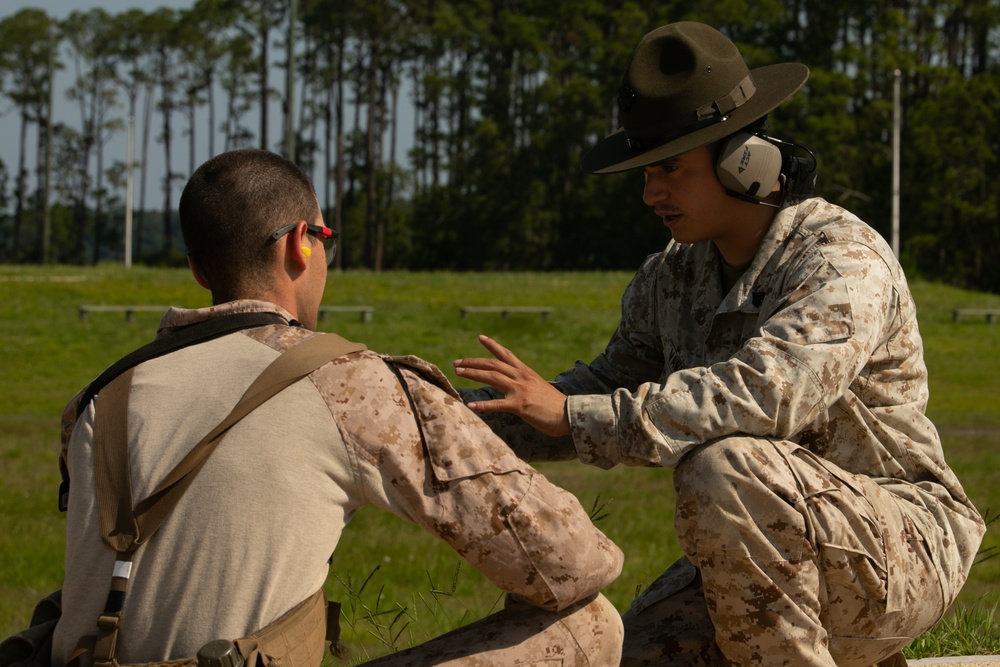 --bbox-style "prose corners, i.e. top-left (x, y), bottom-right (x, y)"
top-left (179, 149), bottom-right (319, 298)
